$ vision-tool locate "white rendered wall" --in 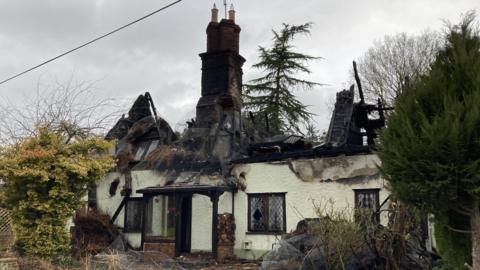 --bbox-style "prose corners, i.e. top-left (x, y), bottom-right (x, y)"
top-left (95, 169), bottom-right (233, 250)
top-left (191, 192), bottom-right (233, 252)
top-left (95, 170), bottom-right (164, 249)
top-left (231, 154), bottom-right (389, 256)
top-left (96, 172), bottom-right (125, 227)
top-left (131, 170), bottom-right (166, 195)
top-left (191, 194), bottom-right (213, 251)
top-left (94, 154), bottom-right (388, 254)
